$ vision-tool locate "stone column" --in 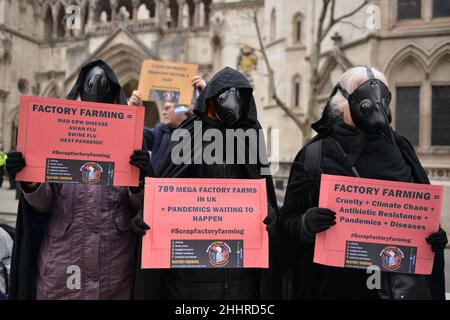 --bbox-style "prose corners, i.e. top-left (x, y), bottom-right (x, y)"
top-left (87, 0), bottom-right (97, 30)
top-left (52, 8), bottom-right (58, 37)
top-left (153, 0), bottom-right (161, 27)
top-left (177, 0), bottom-right (186, 29)
top-left (161, 0), bottom-right (170, 30)
top-left (0, 0), bottom-right (11, 25)
top-left (65, 21), bottom-right (71, 37)
top-left (80, 4), bottom-right (86, 34)
top-left (132, 0), bottom-right (140, 24)
top-left (423, 0), bottom-right (432, 23)
top-left (111, 0), bottom-right (118, 24)
top-left (193, 0), bottom-right (201, 27)
top-left (420, 74), bottom-right (432, 153)
top-left (198, 0), bottom-right (205, 27)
